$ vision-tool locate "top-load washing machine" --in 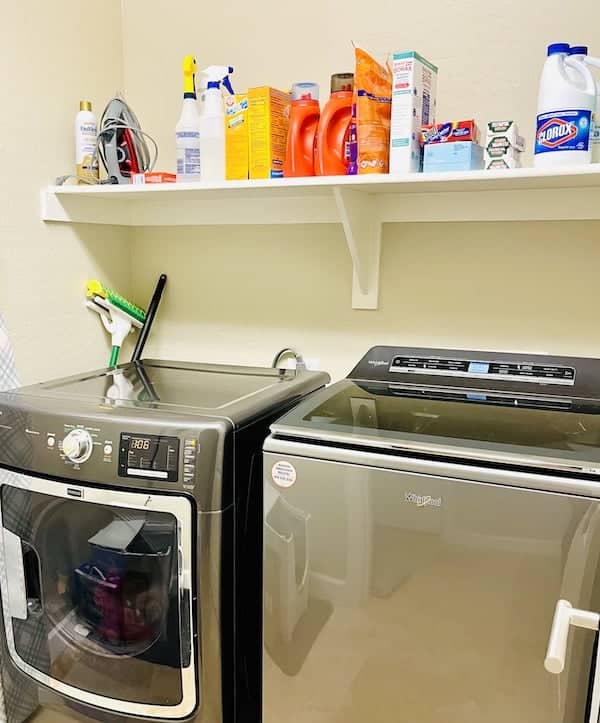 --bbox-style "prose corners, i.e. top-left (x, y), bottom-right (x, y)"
top-left (263, 346), bottom-right (600, 723)
top-left (0, 358), bottom-right (328, 723)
